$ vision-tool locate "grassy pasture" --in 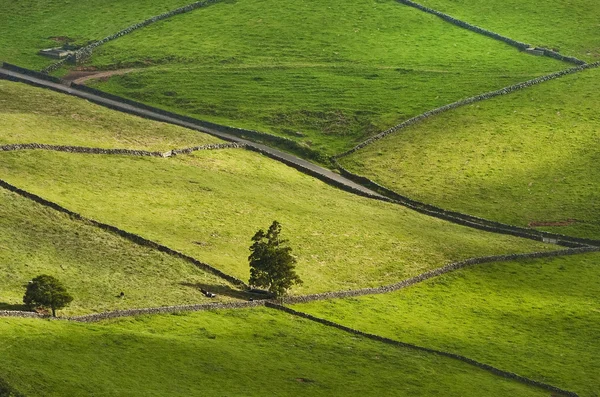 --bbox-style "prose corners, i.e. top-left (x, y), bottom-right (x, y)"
top-left (340, 66), bottom-right (600, 239)
top-left (0, 308), bottom-right (552, 396)
top-left (0, 0), bottom-right (196, 70)
top-left (295, 252), bottom-right (600, 396)
top-left (0, 80), bottom-right (220, 151)
top-left (0, 188), bottom-right (237, 316)
top-left (0, 149), bottom-right (551, 294)
top-left (418, 0), bottom-right (600, 62)
top-left (85, 0), bottom-right (565, 155)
